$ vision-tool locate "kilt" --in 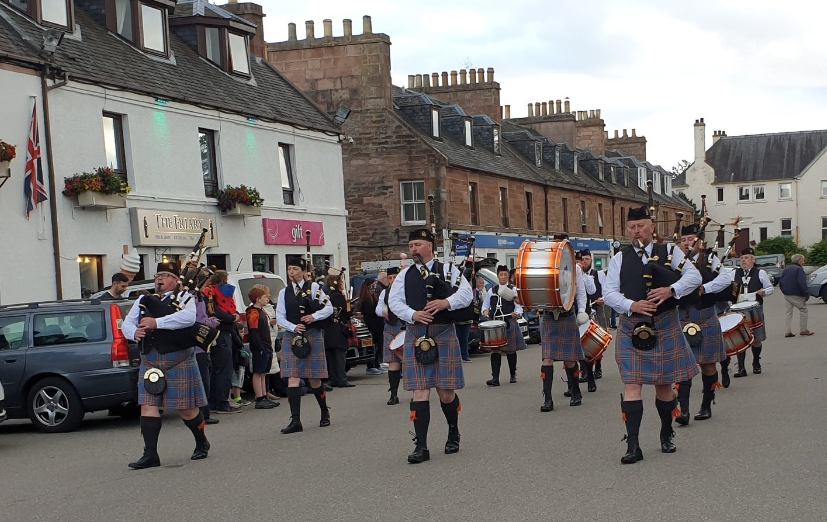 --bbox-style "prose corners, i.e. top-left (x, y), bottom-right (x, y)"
top-left (489, 316), bottom-right (527, 354)
top-left (679, 306), bottom-right (727, 365)
top-left (751, 304), bottom-right (767, 344)
top-left (139, 347), bottom-right (207, 410)
top-left (402, 323), bottom-right (464, 391)
top-left (282, 329), bottom-right (328, 379)
top-left (382, 322), bottom-right (405, 364)
top-left (541, 313), bottom-right (584, 362)
top-left (593, 304), bottom-right (608, 329)
top-left (616, 310), bottom-right (700, 385)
